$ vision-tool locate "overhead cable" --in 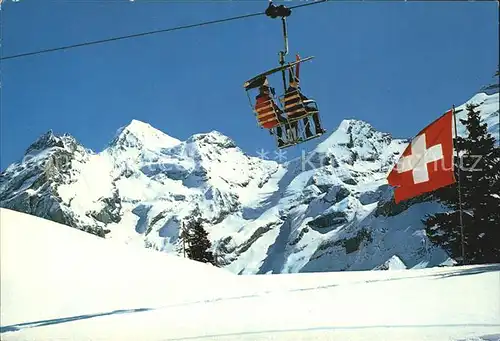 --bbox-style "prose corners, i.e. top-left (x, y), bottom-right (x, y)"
top-left (0, 0), bottom-right (327, 61)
